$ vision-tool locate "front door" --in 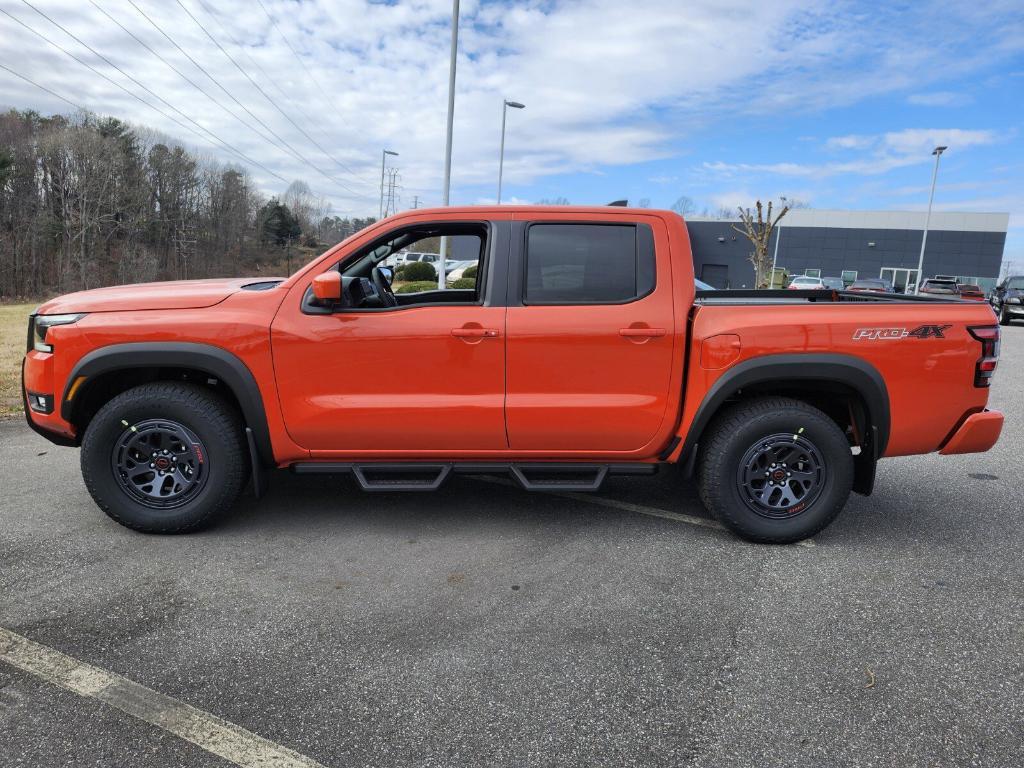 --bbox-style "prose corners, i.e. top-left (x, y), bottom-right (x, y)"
top-left (505, 217), bottom-right (677, 453)
top-left (271, 221), bottom-right (508, 453)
